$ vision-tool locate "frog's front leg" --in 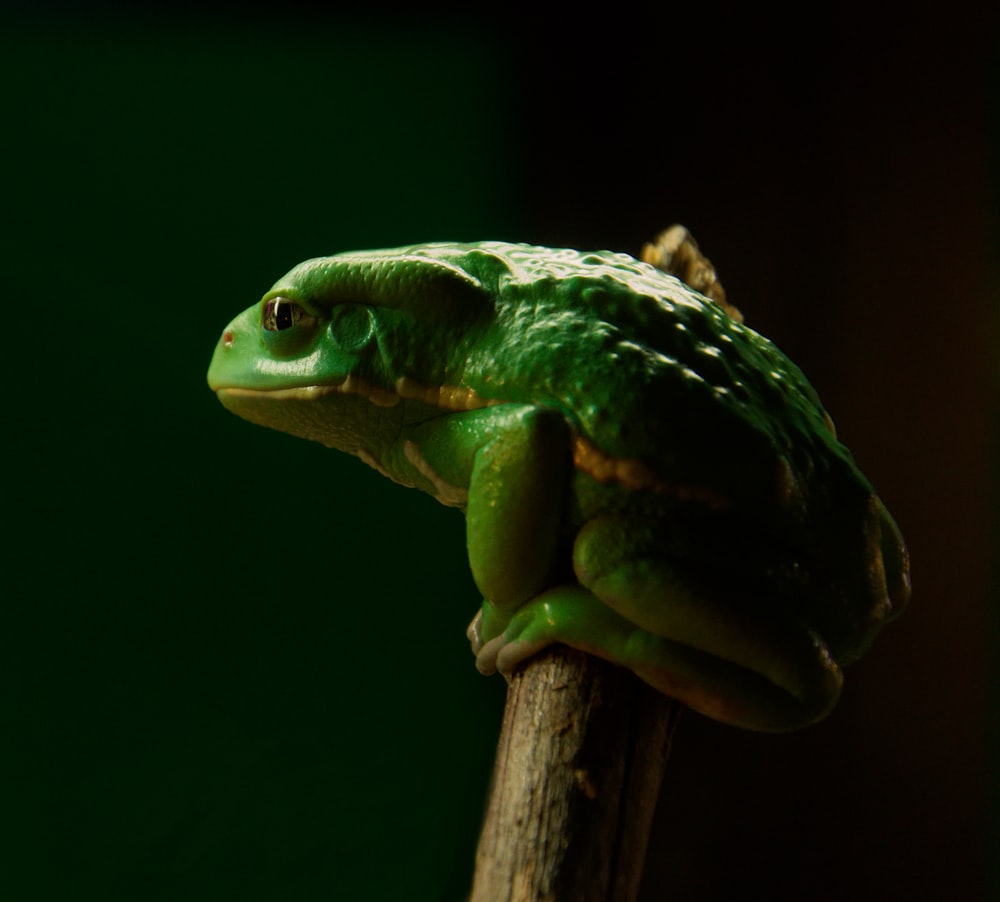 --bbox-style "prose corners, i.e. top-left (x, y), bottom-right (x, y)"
top-left (465, 406), bottom-right (572, 643)
top-left (409, 404), bottom-right (572, 651)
